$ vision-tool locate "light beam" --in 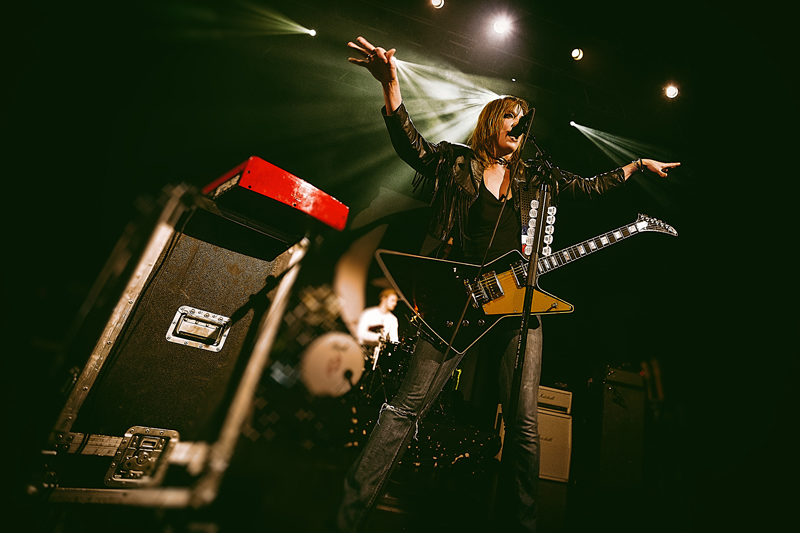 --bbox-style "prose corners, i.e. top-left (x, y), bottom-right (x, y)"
top-left (570, 121), bottom-right (674, 166)
top-left (395, 59), bottom-right (500, 143)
